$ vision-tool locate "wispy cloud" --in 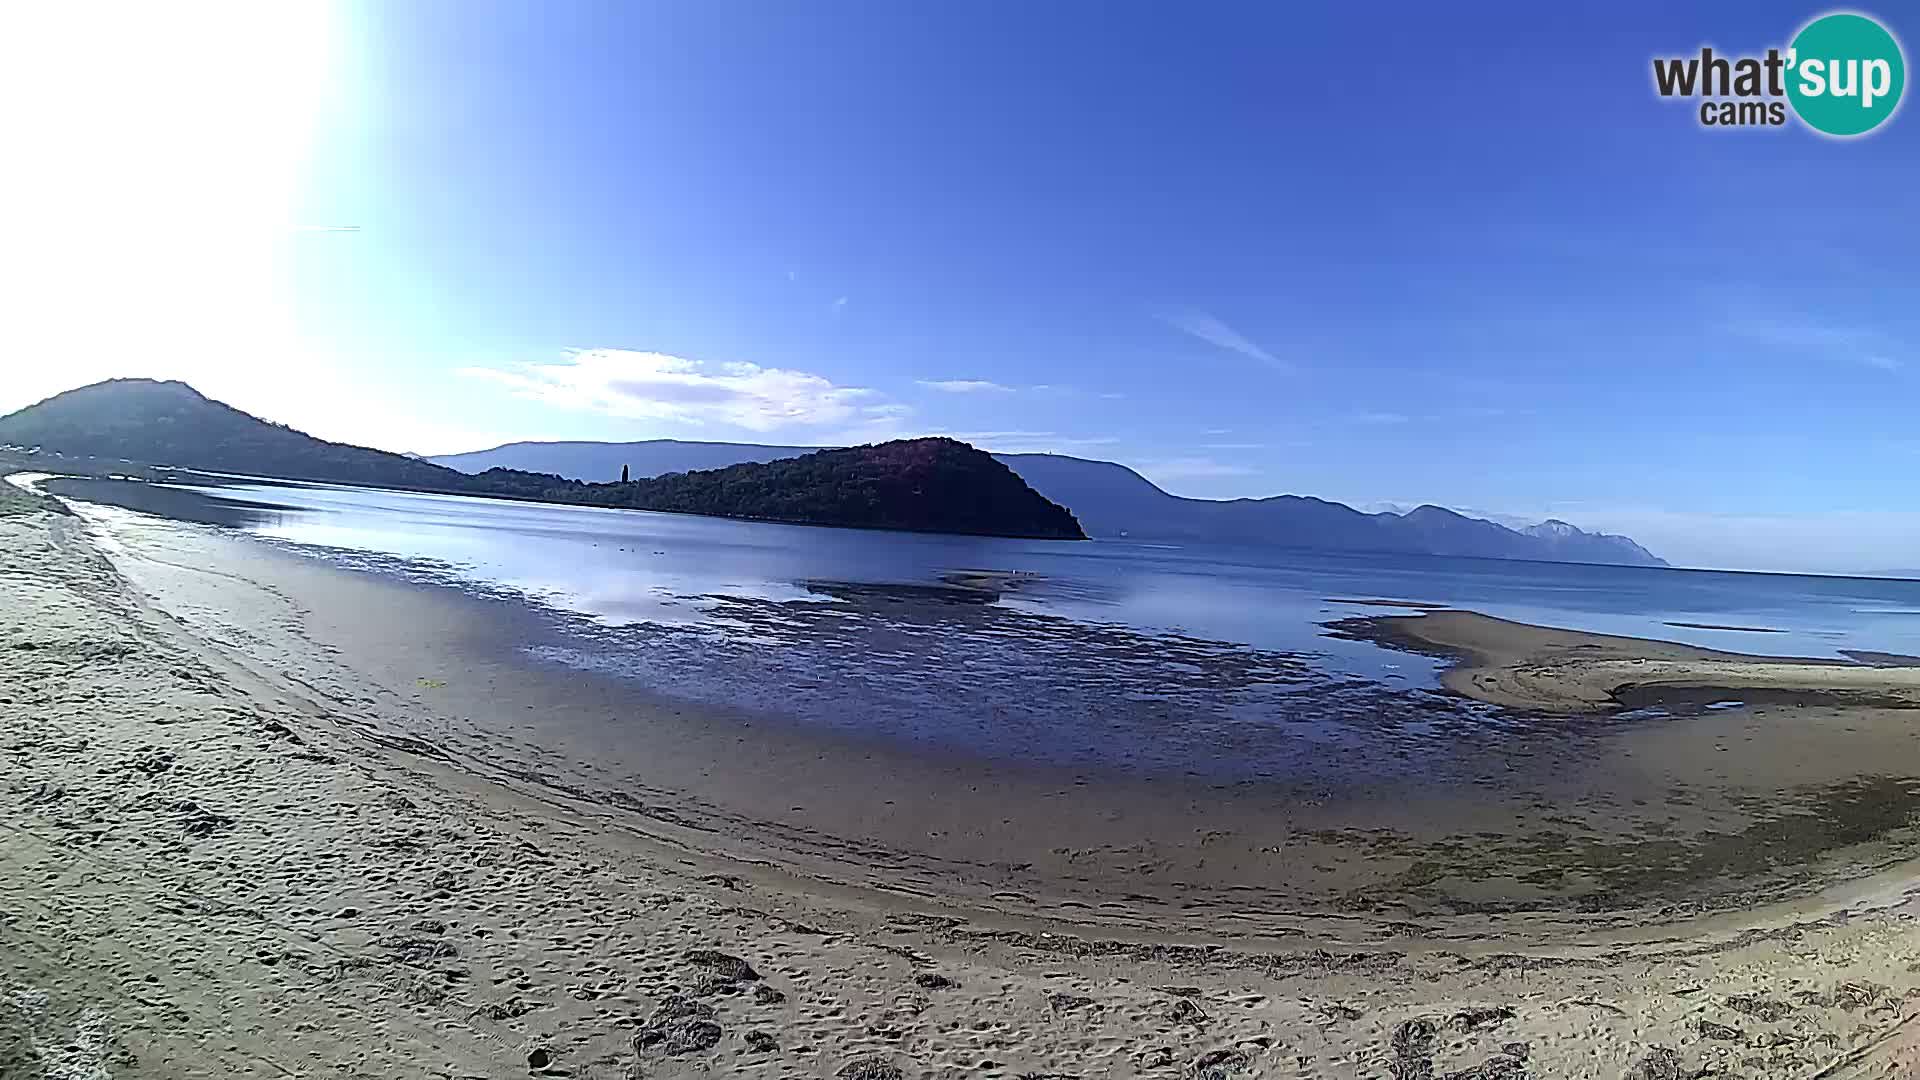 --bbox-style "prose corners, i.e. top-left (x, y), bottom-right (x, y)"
top-left (1728, 317), bottom-right (1864, 350)
top-left (831, 296), bottom-right (848, 314)
top-left (459, 348), bottom-right (902, 433)
top-left (1027, 383), bottom-right (1126, 400)
top-left (1725, 315), bottom-right (1905, 372)
top-left (937, 430), bottom-right (1123, 454)
top-left (1351, 411), bottom-right (1410, 425)
top-left (828, 402), bottom-right (918, 445)
top-left (1201, 442), bottom-right (1265, 450)
top-left (916, 379), bottom-right (1016, 394)
top-left (1156, 308), bottom-right (1290, 371)
top-left (1136, 457), bottom-right (1260, 483)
